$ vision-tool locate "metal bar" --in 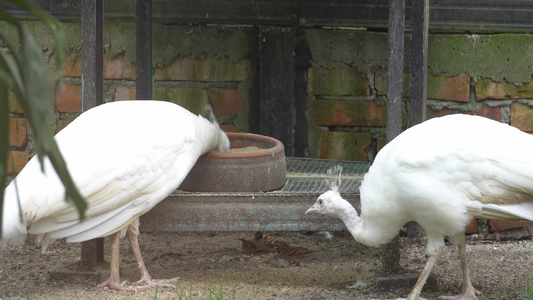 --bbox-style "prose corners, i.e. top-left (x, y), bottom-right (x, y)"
top-left (383, 0), bottom-right (405, 275)
top-left (293, 30), bottom-right (311, 157)
top-left (80, 0), bottom-right (104, 267)
top-left (385, 0), bottom-right (405, 143)
top-left (7, 1), bottom-right (533, 32)
top-left (135, 0), bottom-right (152, 100)
top-left (81, 0), bottom-right (104, 111)
top-left (259, 27), bottom-right (296, 156)
top-left (79, 237), bottom-right (104, 269)
top-left (409, 0), bottom-right (429, 127)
